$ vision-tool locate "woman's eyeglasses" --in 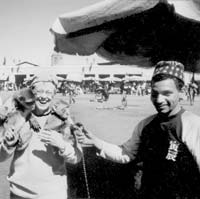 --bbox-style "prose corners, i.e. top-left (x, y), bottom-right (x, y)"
top-left (34, 90), bottom-right (54, 96)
